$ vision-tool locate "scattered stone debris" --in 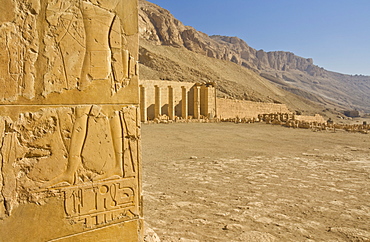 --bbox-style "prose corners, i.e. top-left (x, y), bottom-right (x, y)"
top-left (144, 222), bottom-right (161, 242)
